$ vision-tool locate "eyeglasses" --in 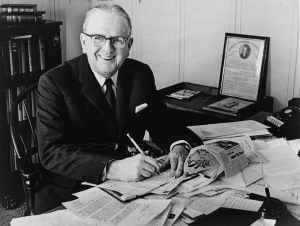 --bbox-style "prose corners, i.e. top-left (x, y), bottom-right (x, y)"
top-left (82, 33), bottom-right (130, 48)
